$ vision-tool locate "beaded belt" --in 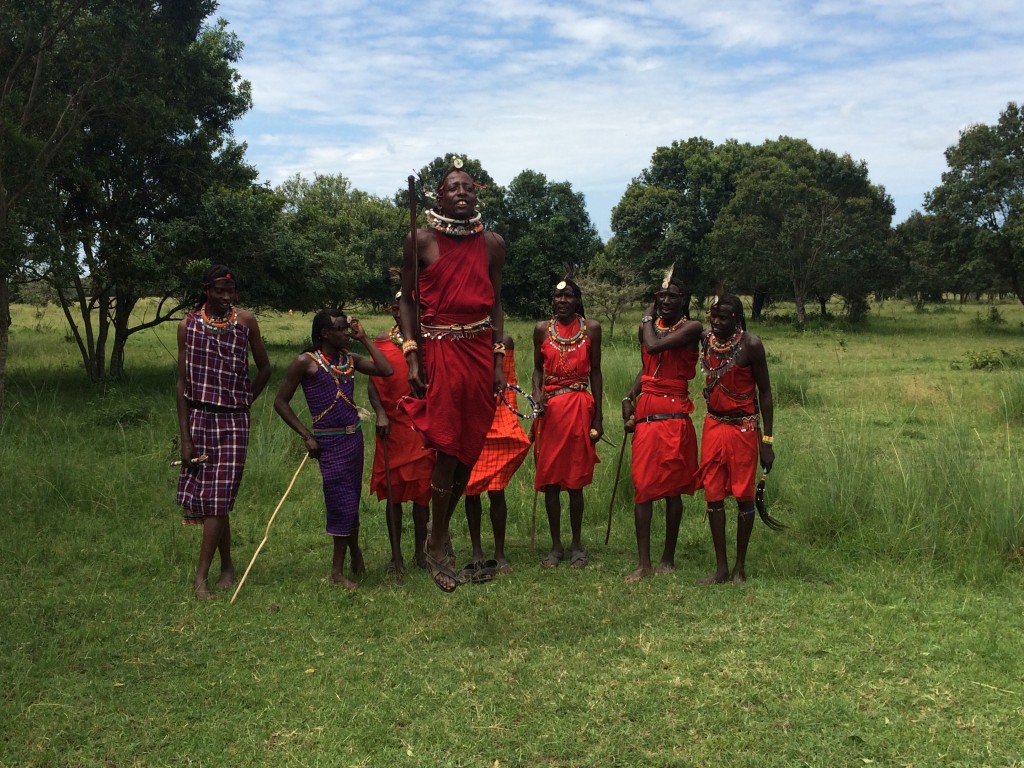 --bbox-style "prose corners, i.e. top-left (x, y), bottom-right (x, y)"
top-left (634, 413), bottom-right (690, 426)
top-left (313, 423), bottom-right (360, 436)
top-left (706, 410), bottom-right (759, 432)
top-left (420, 316), bottom-right (492, 340)
top-left (546, 383), bottom-right (589, 399)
